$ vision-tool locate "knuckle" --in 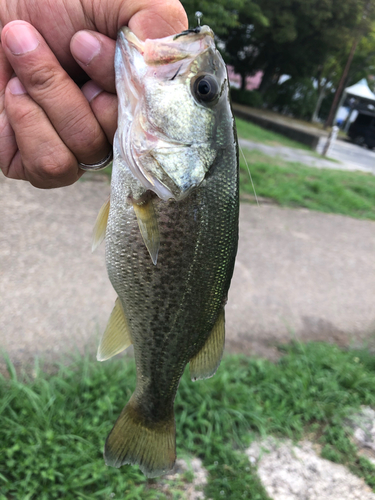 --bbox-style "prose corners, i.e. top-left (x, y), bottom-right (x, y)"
top-left (61, 109), bottom-right (107, 155)
top-left (28, 65), bottom-right (62, 93)
top-left (36, 150), bottom-right (75, 181)
top-left (11, 103), bottom-right (40, 125)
